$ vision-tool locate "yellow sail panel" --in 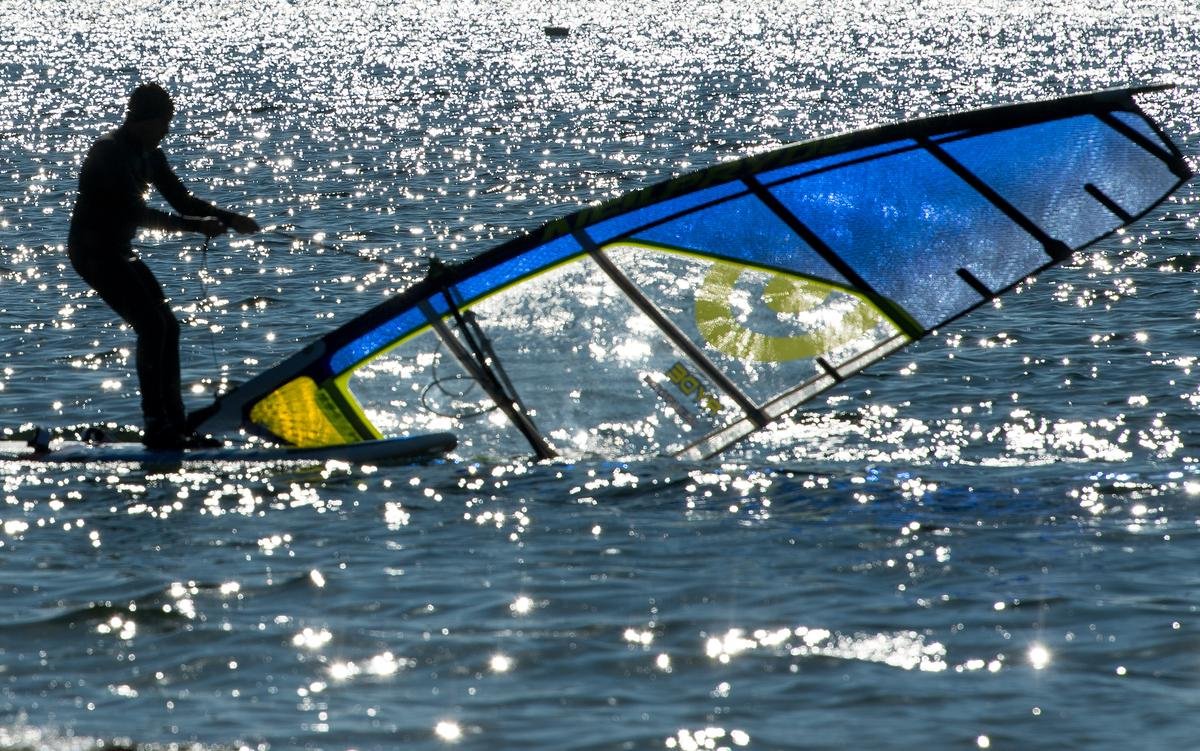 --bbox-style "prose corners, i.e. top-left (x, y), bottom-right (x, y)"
top-left (248, 376), bottom-right (379, 447)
